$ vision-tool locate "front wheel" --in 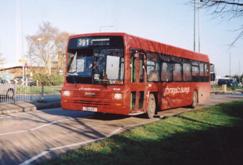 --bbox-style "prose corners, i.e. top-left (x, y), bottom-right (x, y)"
top-left (146, 94), bottom-right (156, 119)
